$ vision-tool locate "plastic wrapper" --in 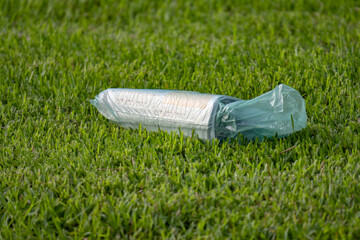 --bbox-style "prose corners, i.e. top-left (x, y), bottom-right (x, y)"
top-left (90, 84), bottom-right (307, 140)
